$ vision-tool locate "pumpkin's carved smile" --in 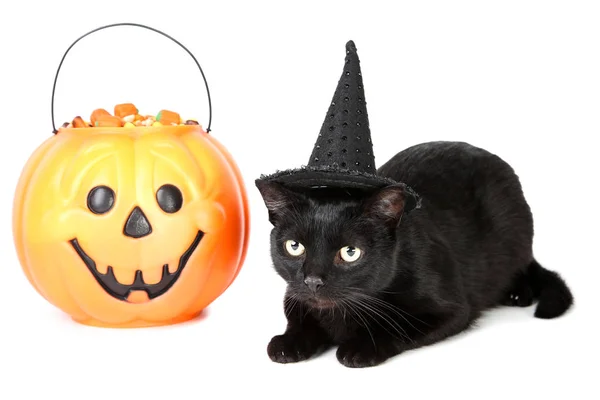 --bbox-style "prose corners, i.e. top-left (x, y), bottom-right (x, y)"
top-left (69, 231), bottom-right (204, 302)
